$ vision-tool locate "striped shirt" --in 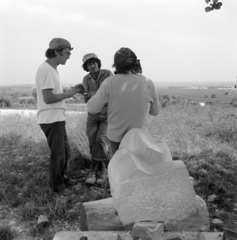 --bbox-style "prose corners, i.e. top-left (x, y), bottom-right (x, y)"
top-left (83, 69), bottom-right (113, 117)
